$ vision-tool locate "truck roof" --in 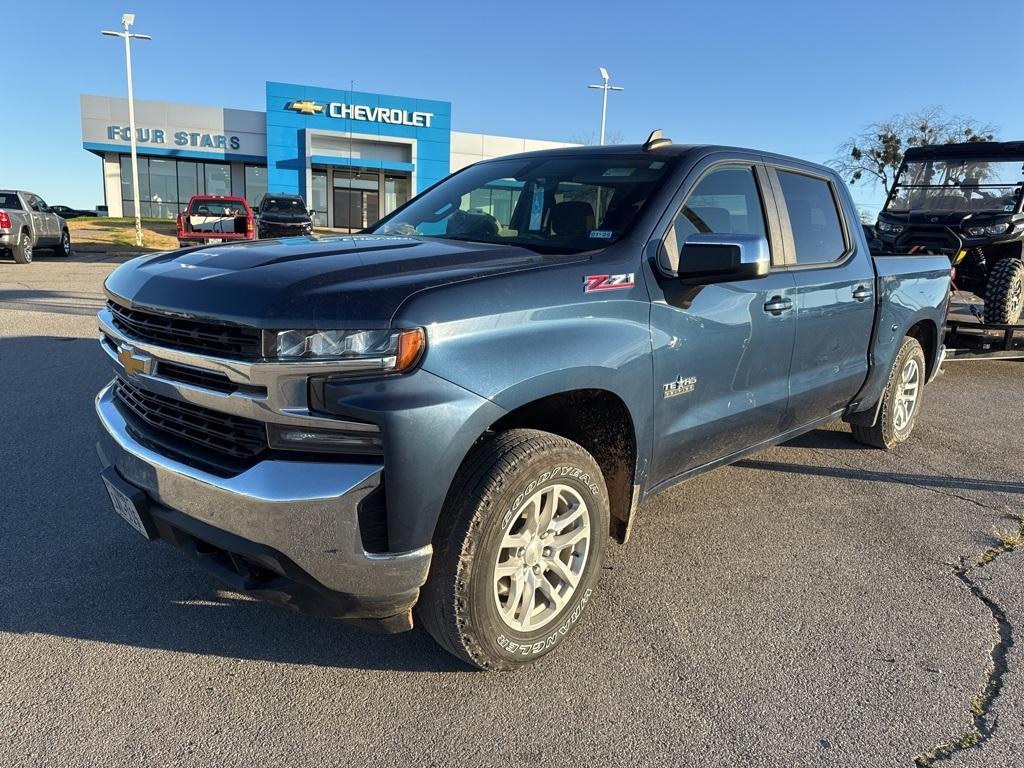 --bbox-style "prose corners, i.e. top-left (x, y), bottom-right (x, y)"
top-left (902, 140), bottom-right (1024, 161)
top-left (477, 140), bottom-right (838, 178)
